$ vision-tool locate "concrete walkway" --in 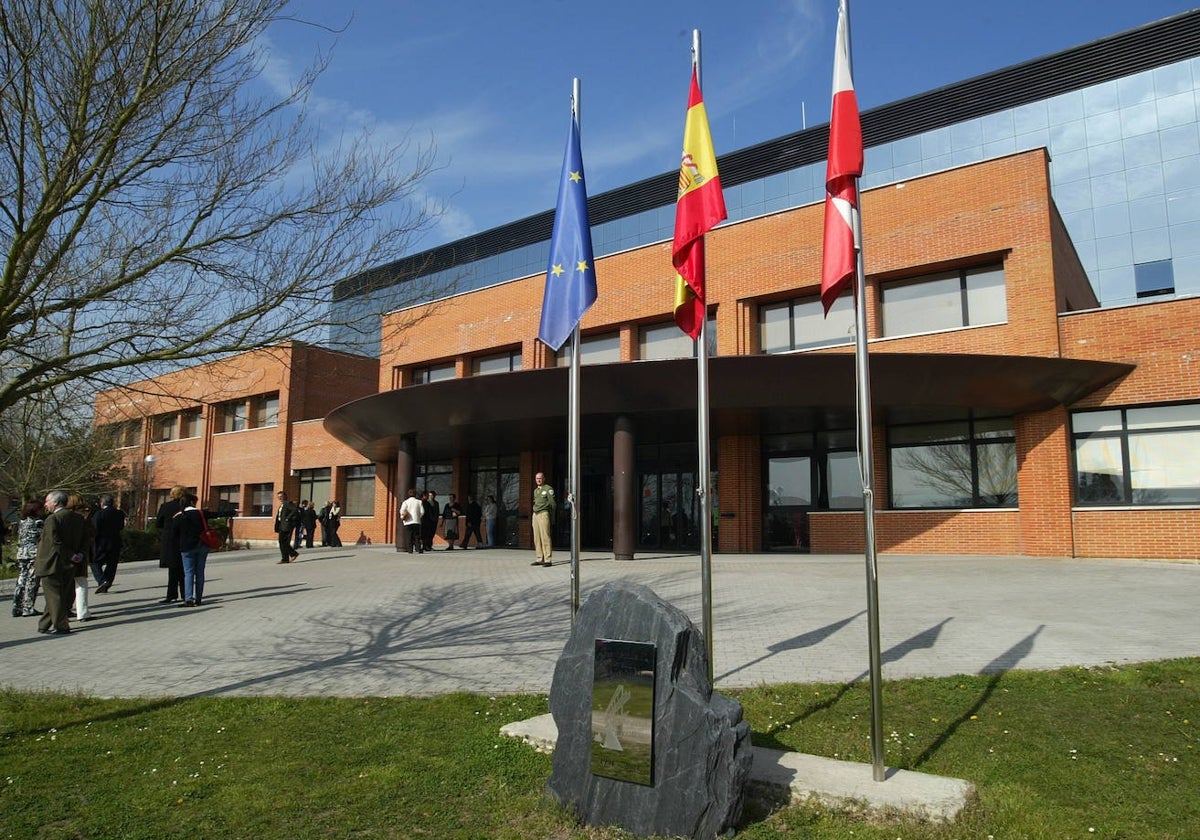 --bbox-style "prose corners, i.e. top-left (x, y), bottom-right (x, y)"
top-left (2, 545), bottom-right (1197, 698)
